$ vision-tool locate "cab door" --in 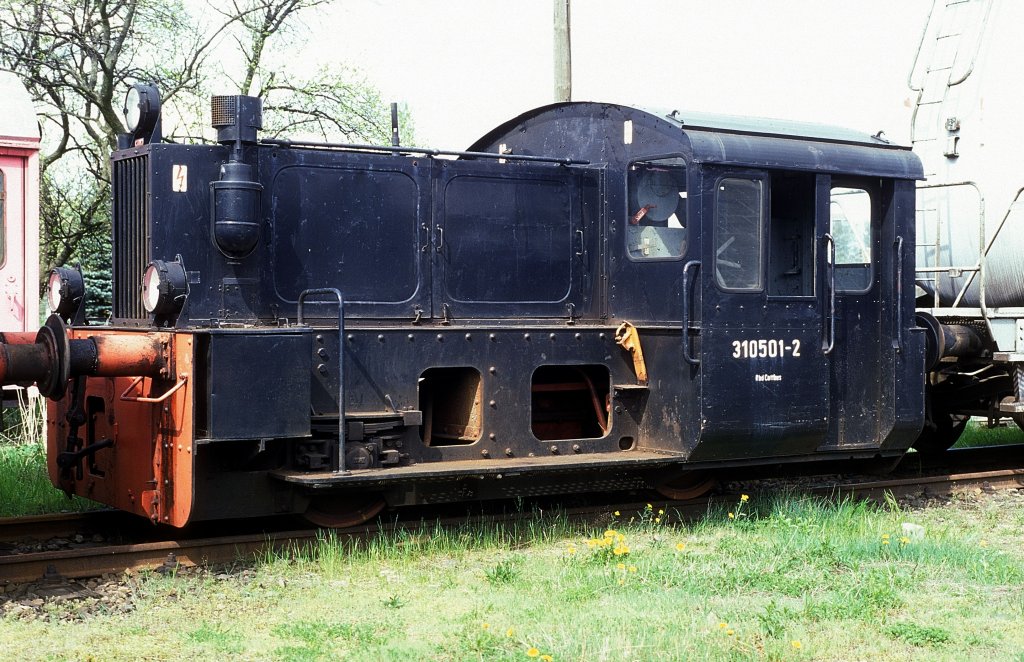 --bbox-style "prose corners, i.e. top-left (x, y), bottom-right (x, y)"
top-left (689, 169), bottom-right (830, 460)
top-left (820, 179), bottom-right (897, 449)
